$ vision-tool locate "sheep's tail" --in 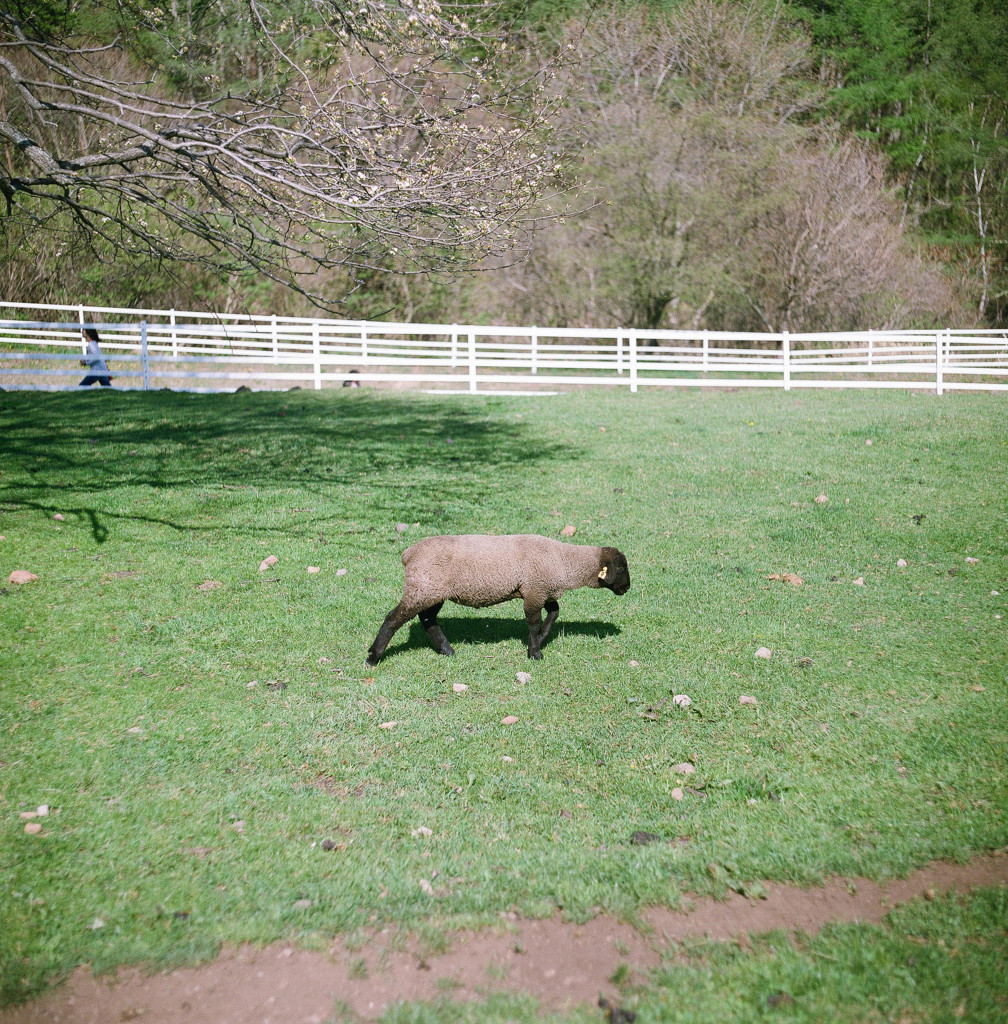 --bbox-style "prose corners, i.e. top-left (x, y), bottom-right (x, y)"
top-left (401, 541), bottom-right (421, 567)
